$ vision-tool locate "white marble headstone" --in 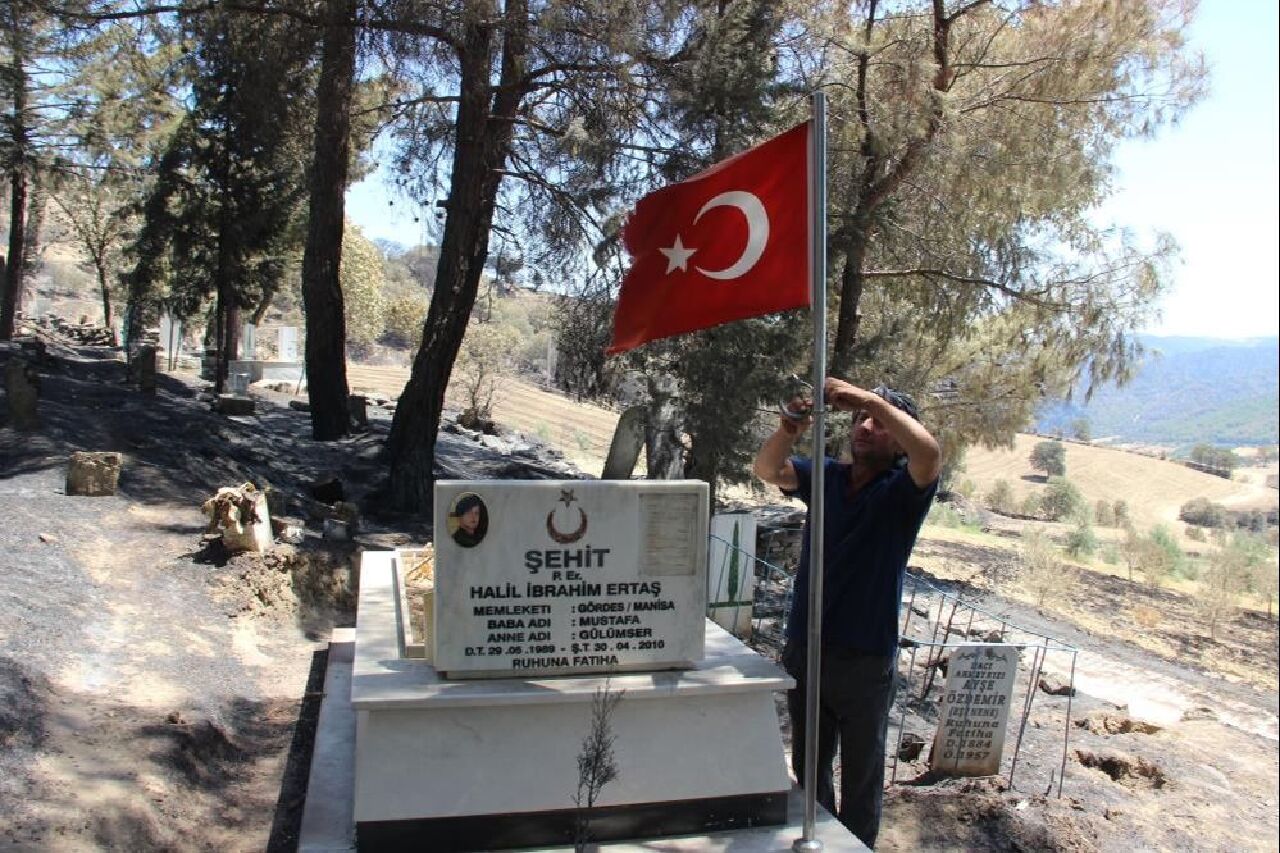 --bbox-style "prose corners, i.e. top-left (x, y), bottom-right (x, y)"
top-left (241, 323), bottom-right (256, 359)
top-left (159, 313), bottom-right (181, 352)
top-left (278, 326), bottom-right (298, 362)
top-left (931, 644), bottom-right (1020, 776)
top-left (432, 480), bottom-right (709, 678)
